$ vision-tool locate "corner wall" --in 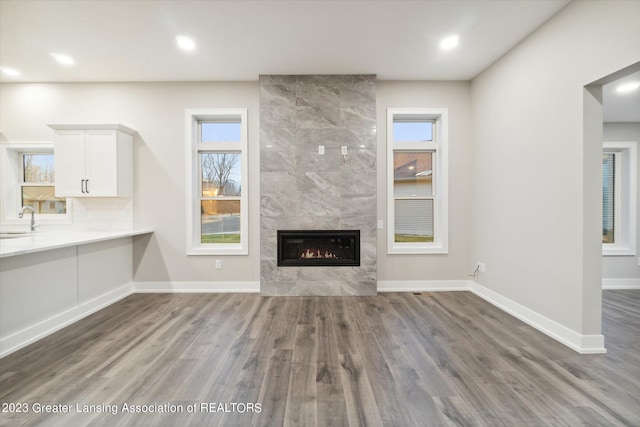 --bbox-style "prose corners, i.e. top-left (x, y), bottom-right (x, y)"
top-left (470, 0), bottom-right (640, 351)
